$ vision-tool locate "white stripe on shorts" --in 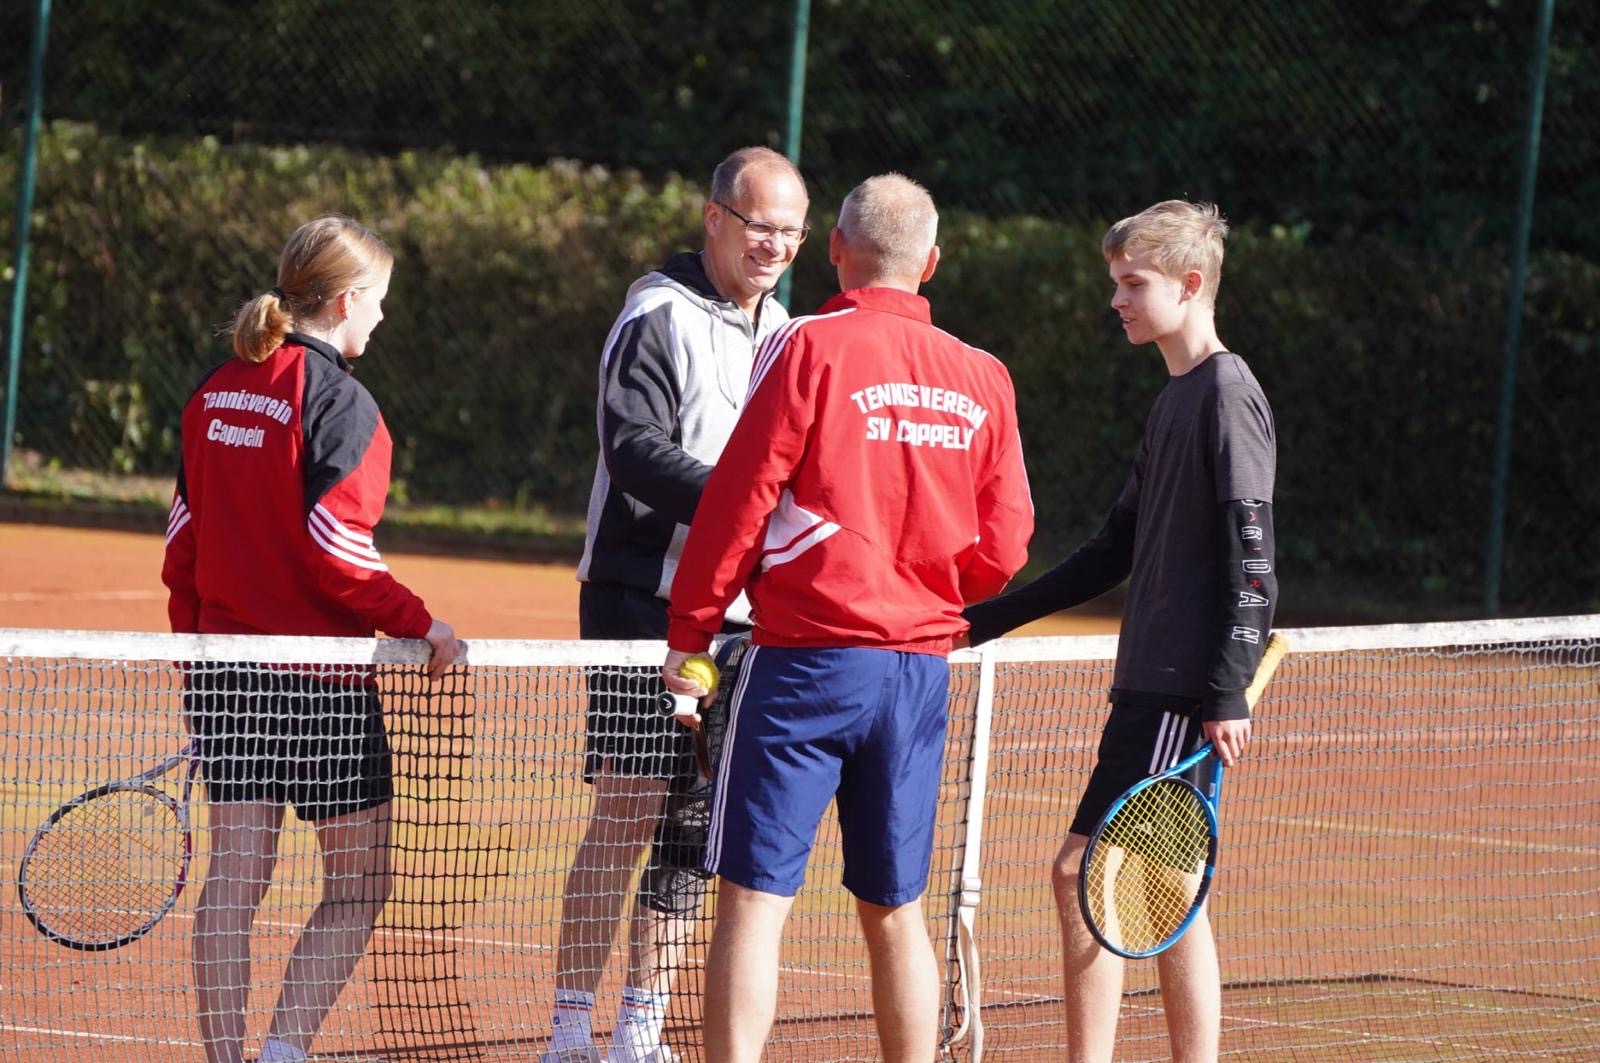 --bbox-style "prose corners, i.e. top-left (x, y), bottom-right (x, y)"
top-left (1149, 711), bottom-right (1189, 775)
top-left (704, 644), bottom-right (758, 875)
